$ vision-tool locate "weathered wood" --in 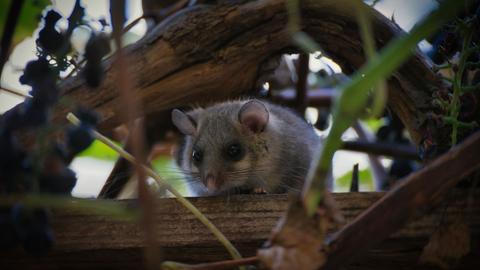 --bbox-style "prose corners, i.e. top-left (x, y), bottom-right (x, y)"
top-left (54, 0), bottom-right (446, 148)
top-left (323, 132), bottom-right (480, 270)
top-left (1, 192), bottom-right (479, 270)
